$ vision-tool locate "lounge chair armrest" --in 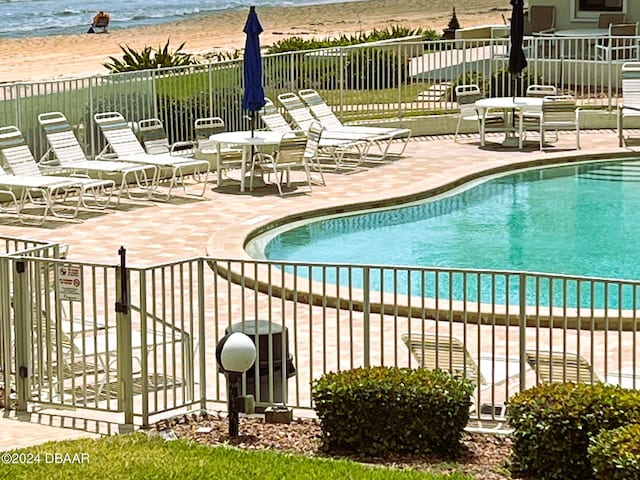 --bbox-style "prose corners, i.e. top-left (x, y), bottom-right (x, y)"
top-left (69, 173), bottom-right (90, 179)
top-left (39, 158), bottom-right (61, 167)
top-left (170, 141), bottom-right (196, 157)
top-left (619, 103), bottom-right (640, 112)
